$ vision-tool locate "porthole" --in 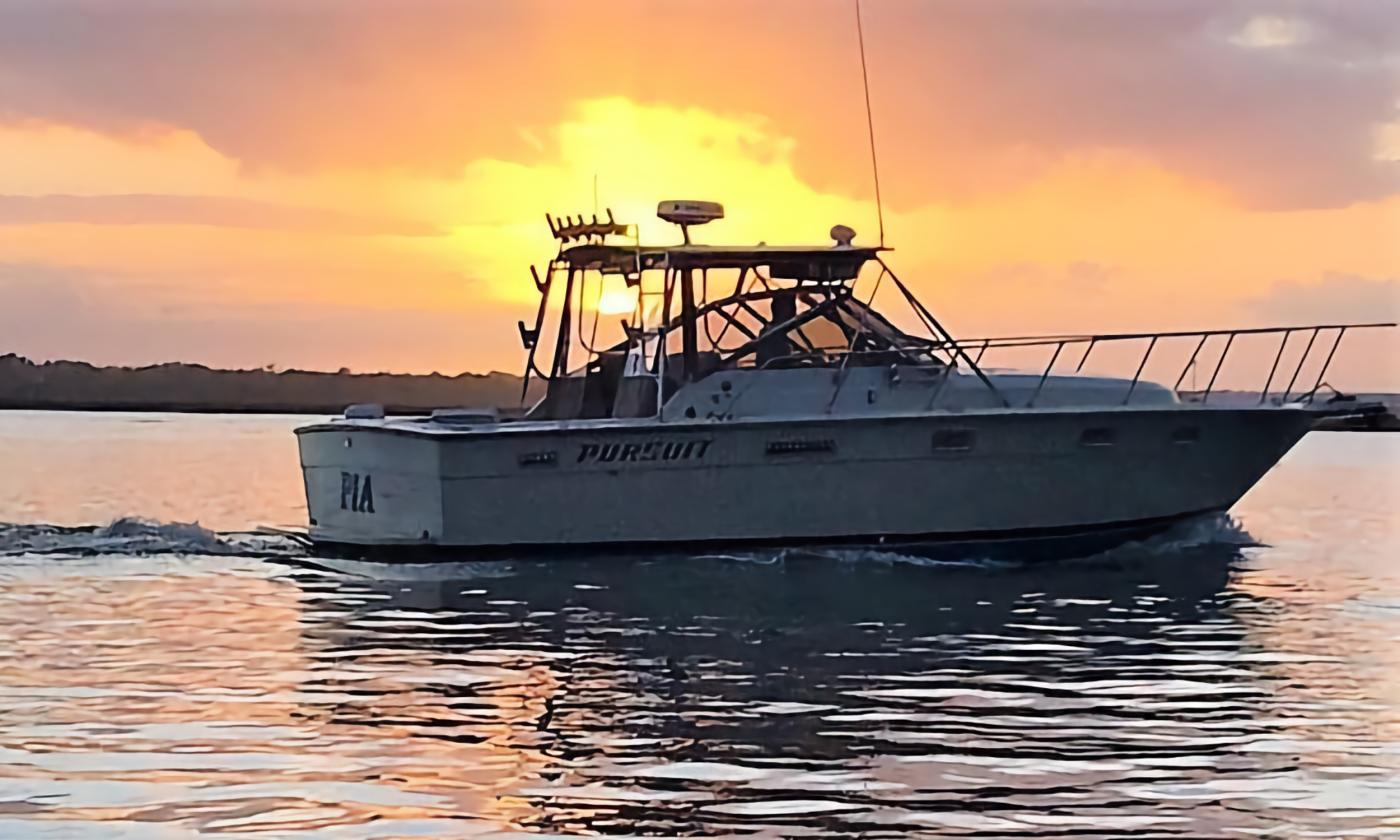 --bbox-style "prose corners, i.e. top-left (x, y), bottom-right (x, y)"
top-left (519, 450), bottom-right (558, 467)
top-left (1172, 426), bottom-right (1201, 444)
top-left (1080, 427), bottom-right (1117, 447)
top-left (767, 439), bottom-right (836, 455)
top-left (932, 429), bottom-right (976, 452)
